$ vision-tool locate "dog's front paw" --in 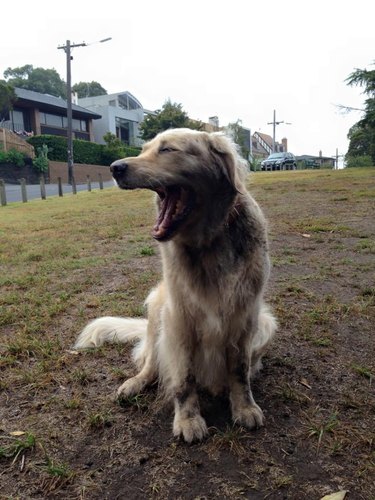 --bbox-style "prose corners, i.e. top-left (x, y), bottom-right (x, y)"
top-left (117, 376), bottom-right (144, 399)
top-left (173, 414), bottom-right (208, 443)
top-left (232, 403), bottom-right (264, 429)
